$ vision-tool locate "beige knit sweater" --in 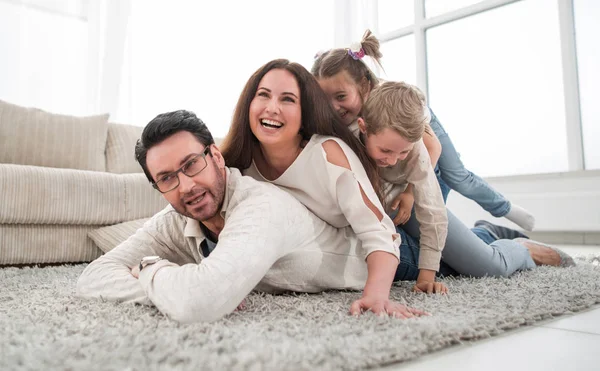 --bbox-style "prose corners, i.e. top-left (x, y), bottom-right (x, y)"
top-left (77, 168), bottom-right (389, 323)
